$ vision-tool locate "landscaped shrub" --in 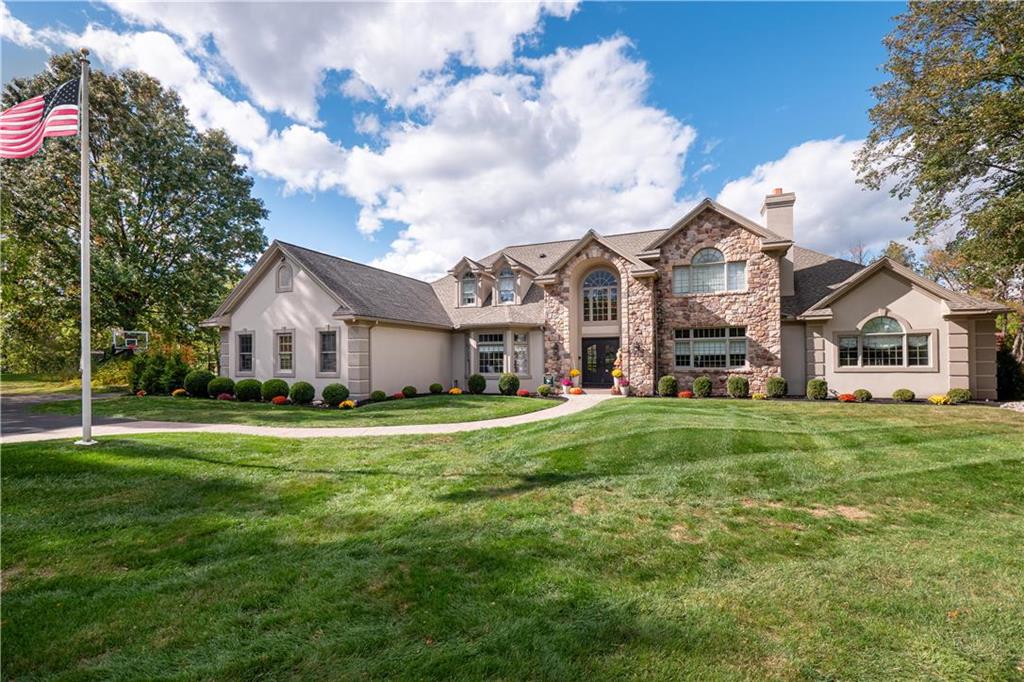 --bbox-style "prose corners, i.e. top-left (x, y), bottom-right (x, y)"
top-left (391, 392), bottom-right (406, 399)
top-left (448, 387), bottom-right (463, 395)
top-left (136, 390), bottom-right (146, 397)
top-left (853, 388), bottom-right (872, 403)
top-left (289, 381), bottom-right (315, 405)
top-left (184, 369), bottom-right (215, 398)
top-left (261, 379), bottom-right (290, 402)
top-left (678, 390), bottom-right (694, 399)
top-left (692, 376), bottom-right (712, 398)
top-left (370, 390), bottom-right (387, 402)
top-left (657, 375), bottom-right (678, 397)
top-left (322, 383), bottom-right (350, 405)
top-left (928, 394), bottom-right (950, 405)
top-left (498, 373), bottom-right (520, 396)
top-left (339, 400), bottom-right (356, 410)
top-left (235, 379), bottom-right (262, 402)
top-left (270, 395), bottom-right (289, 405)
top-left (806, 378), bottom-right (828, 400)
top-left (207, 377), bottom-right (235, 397)
top-left (751, 393), bottom-right (767, 400)
top-left (516, 388), bottom-right (530, 397)
top-left (140, 354), bottom-right (167, 395)
top-left (160, 354), bottom-right (190, 393)
top-left (468, 373), bottom-right (486, 394)
top-left (171, 388), bottom-right (188, 398)
top-left (129, 354), bottom-right (148, 392)
top-left (429, 383), bottom-right (444, 394)
top-left (946, 388), bottom-right (972, 404)
top-left (216, 392), bottom-right (234, 401)
top-left (727, 375), bottom-right (749, 399)
top-left (402, 385), bottom-right (417, 398)
top-left (765, 376), bottom-right (787, 399)
top-left (537, 384), bottom-right (552, 397)
top-left (892, 388), bottom-right (915, 402)
top-left (838, 393), bottom-right (857, 403)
